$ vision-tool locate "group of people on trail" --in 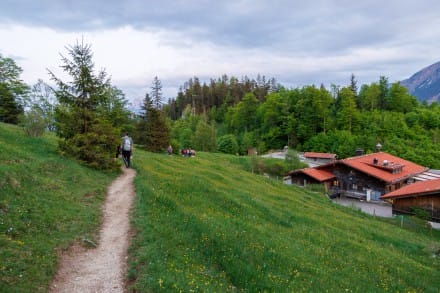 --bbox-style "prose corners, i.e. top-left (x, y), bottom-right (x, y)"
top-left (181, 148), bottom-right (196, 157)
top-left (116, 133), bottom-right (197, 168)
top-left (116, 132), bottom-right (133, 168)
